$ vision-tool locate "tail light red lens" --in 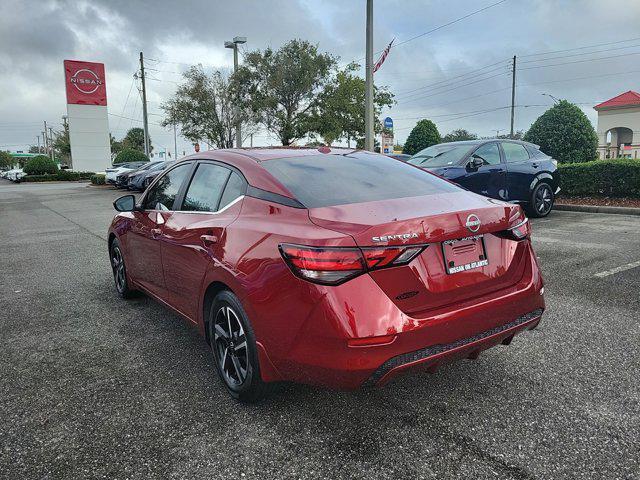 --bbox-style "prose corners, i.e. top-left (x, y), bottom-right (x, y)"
top-left (279, 243), bottom-right (425, 285)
